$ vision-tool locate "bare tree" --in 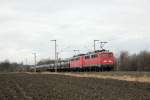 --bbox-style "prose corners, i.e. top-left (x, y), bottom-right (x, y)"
top-left (117, 50), bottom-right (150, 71)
